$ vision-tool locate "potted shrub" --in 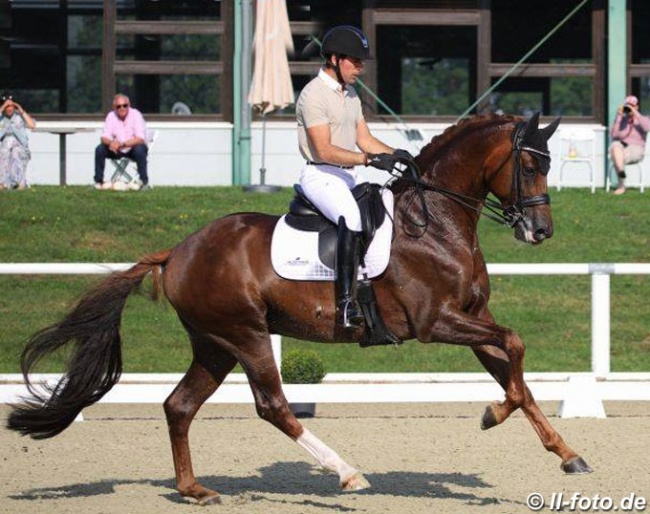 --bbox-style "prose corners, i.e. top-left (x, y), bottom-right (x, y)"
top-left (281, 349), bottom-right (326, 418)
